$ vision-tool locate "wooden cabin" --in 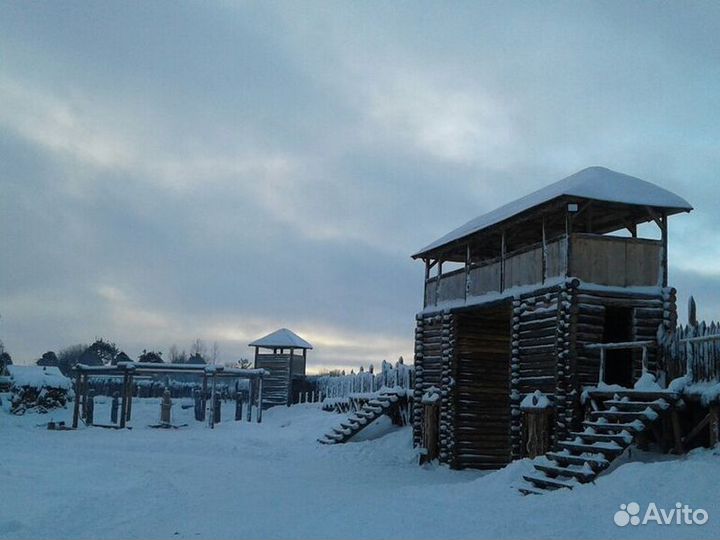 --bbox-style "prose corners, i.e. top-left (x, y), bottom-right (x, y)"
top-left (250, 328), bottom-right (313, 408)
top-left (411, 166), bottom-right (694, 470)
